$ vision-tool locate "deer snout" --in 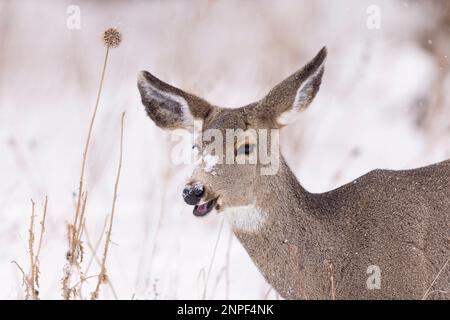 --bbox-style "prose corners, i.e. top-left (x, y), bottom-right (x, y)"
top-left (182, 183), bottom-right (204, 205)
